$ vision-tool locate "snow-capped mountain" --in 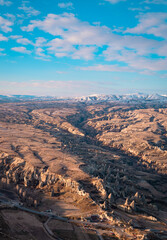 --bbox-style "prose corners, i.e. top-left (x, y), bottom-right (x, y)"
top-left (73, 93), bottom-right (167, 103)
top-left (0, 93), bottom-right (167, 103)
